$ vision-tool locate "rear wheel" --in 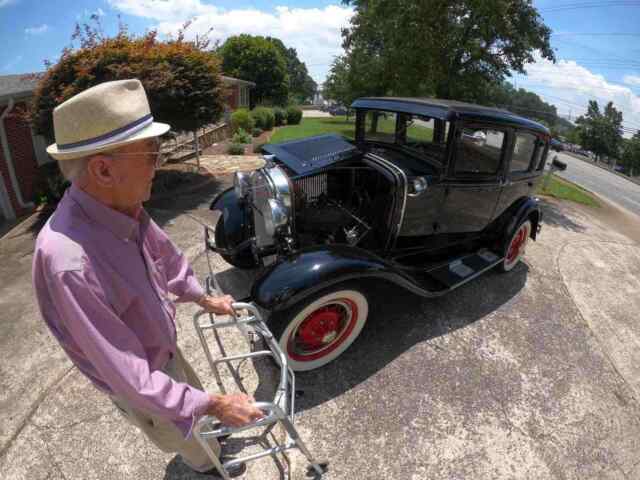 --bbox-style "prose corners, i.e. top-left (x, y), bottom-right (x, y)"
top-left (270, 285), bottom-right (369, 371)
top-left (498, 219), bottom-right (532, 273)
